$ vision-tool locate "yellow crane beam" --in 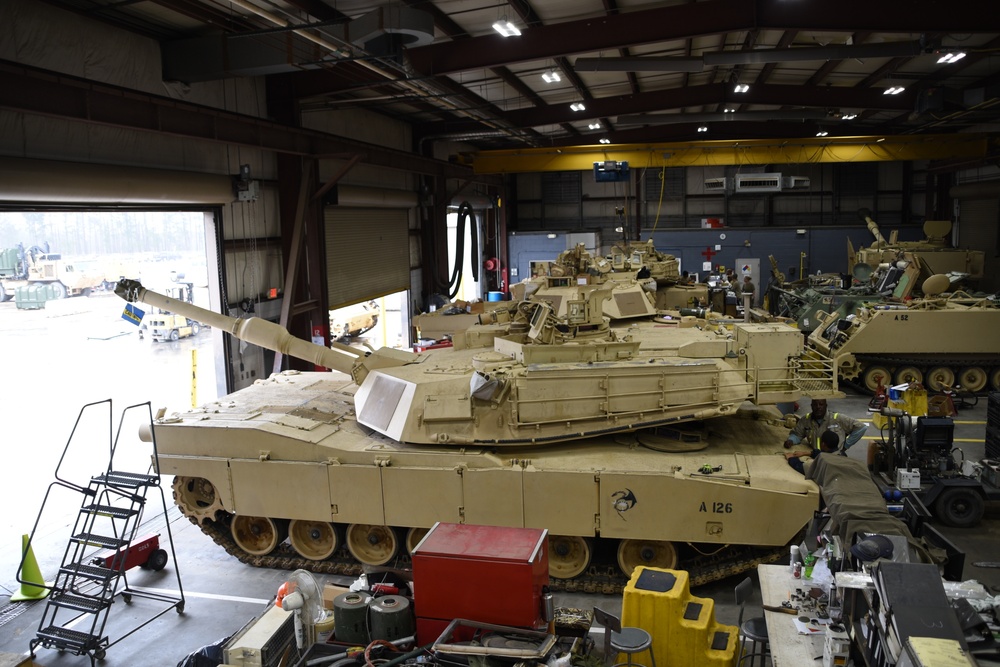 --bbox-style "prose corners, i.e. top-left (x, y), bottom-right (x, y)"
top-left (459, 134), bottom-right (994, 174)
